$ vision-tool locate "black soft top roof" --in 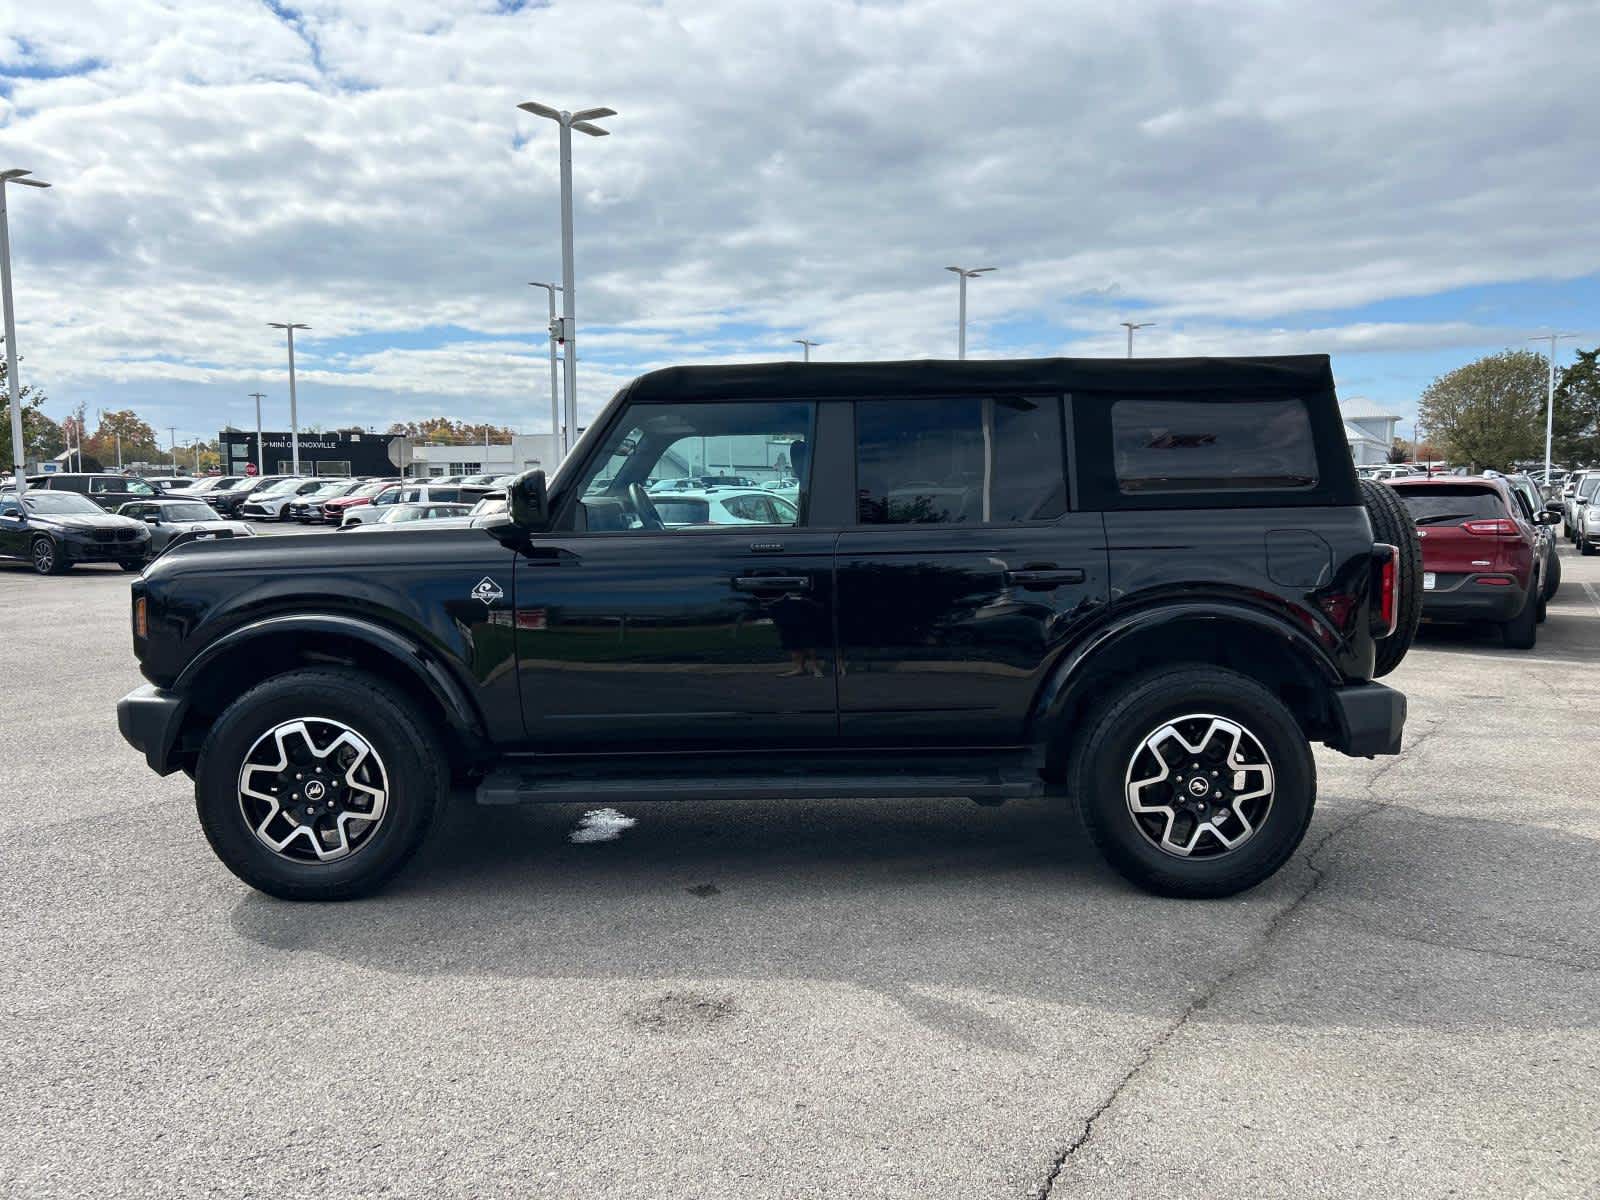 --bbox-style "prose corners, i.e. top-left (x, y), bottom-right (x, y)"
top-left (626, 355), bottom-right (1334, 402)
